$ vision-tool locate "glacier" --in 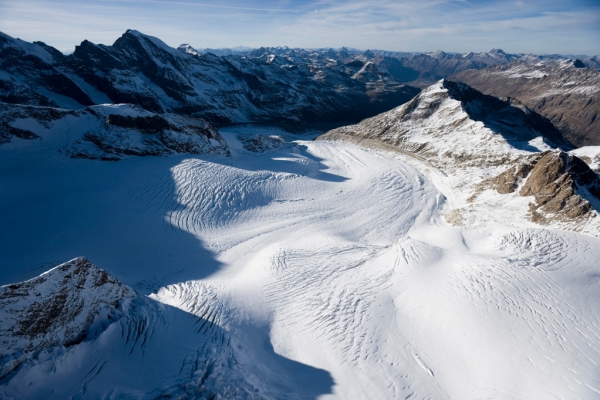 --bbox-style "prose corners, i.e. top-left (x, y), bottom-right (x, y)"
top-left (1, 125), bottom-right (600, 399)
